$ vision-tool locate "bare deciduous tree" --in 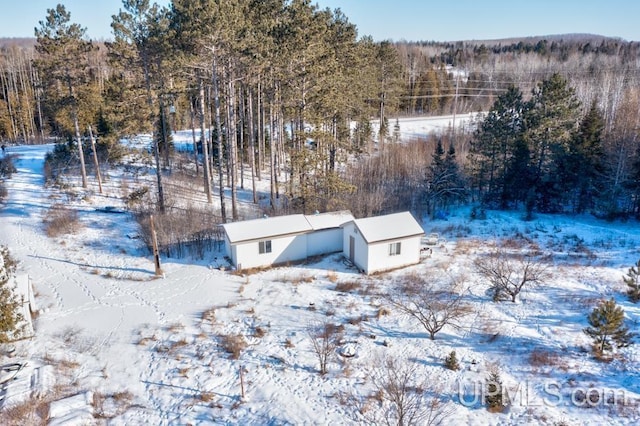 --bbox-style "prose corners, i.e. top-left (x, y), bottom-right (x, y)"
top-left (351, 356), bottom-right (452, 426)
top-left (307, 320), bottom-right (341, 375)
top-left (387, 275), bottom-right (473, 340)
top-left (474, 248), bottom-right (550, 302)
